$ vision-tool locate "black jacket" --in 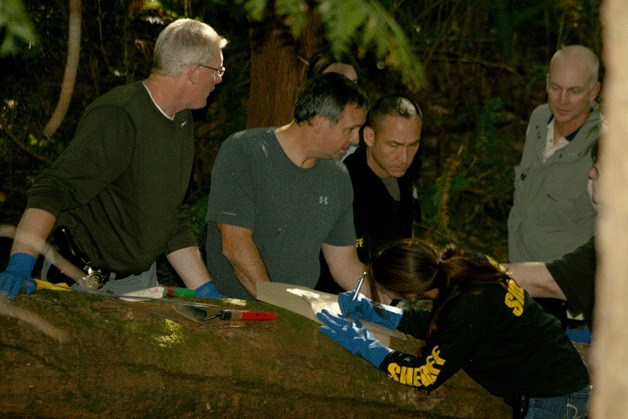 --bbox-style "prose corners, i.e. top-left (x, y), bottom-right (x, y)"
top-left (344, 145), bottom-right (419, 262)
top-left (315, 145), bottom-right (420, 294)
